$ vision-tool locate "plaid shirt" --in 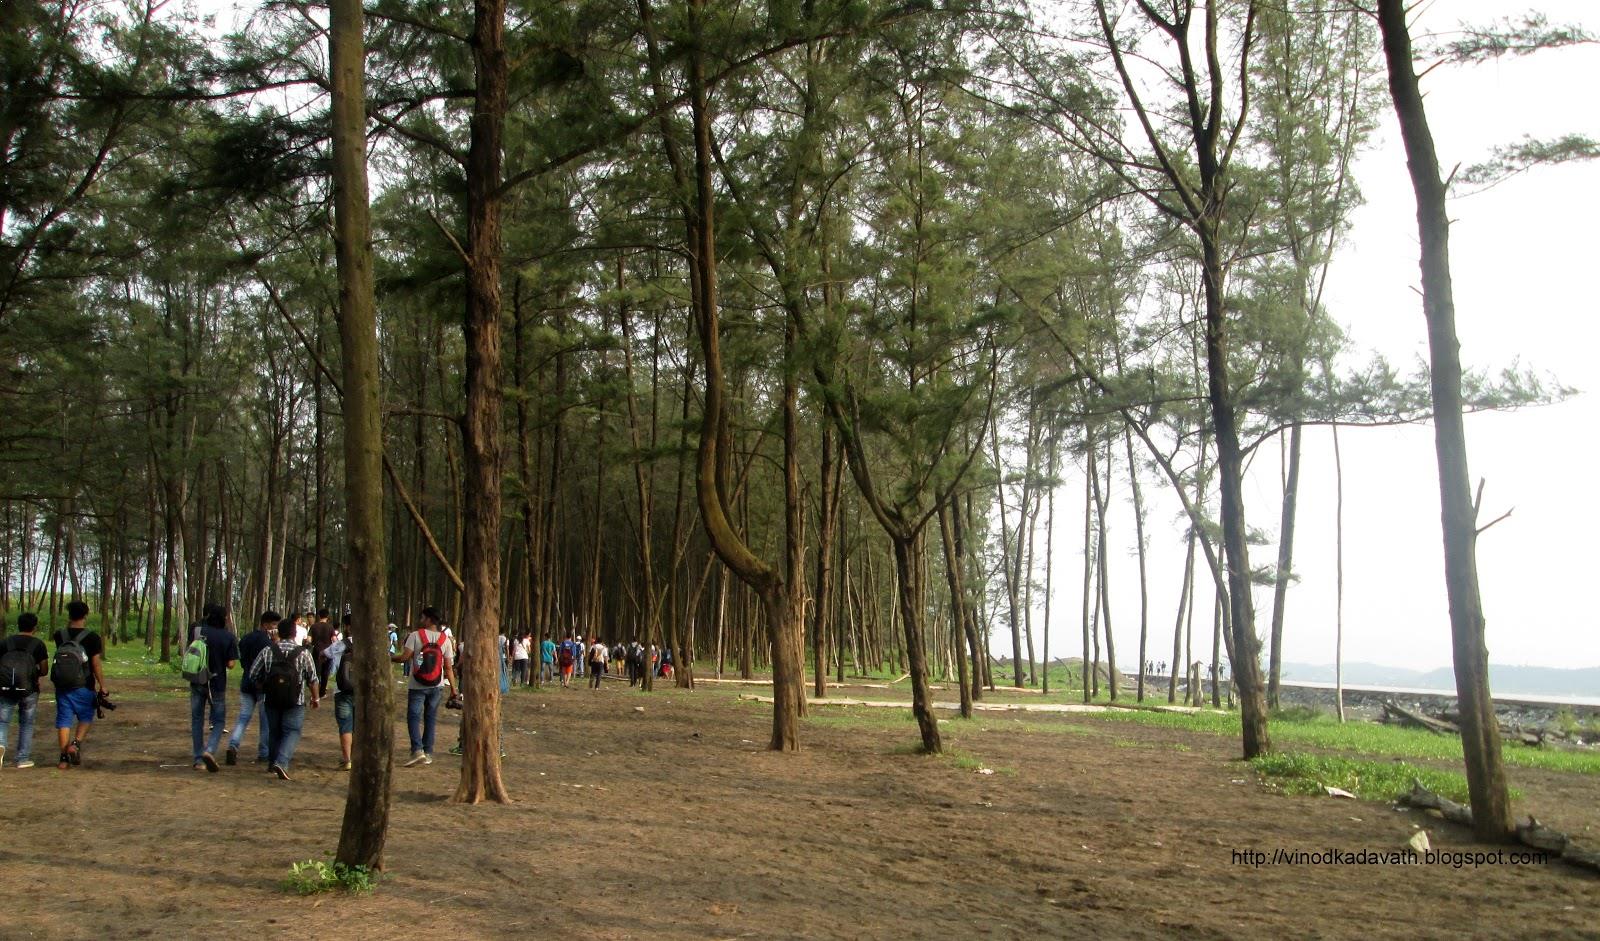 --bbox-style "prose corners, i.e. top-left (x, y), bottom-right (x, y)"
top-left (247, 639), bottom-right (317, 707)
